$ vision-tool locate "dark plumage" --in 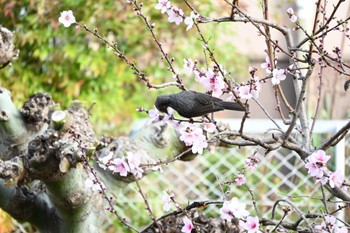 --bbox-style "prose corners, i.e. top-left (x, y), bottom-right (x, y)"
top-left (155, 91), bottom-right (245, 118)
